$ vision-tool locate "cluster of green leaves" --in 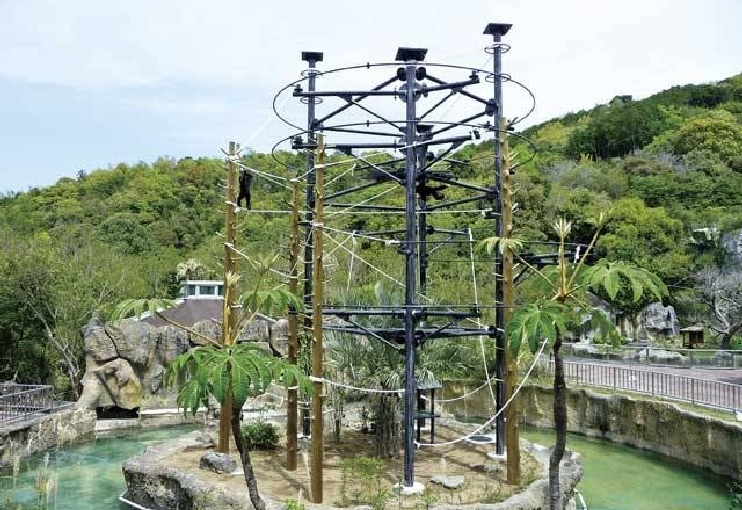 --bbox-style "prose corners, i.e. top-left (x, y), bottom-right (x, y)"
top-left (241, 421), bottom-right (280, 451)
top-left (166, 343), bottom-right (309, 414)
